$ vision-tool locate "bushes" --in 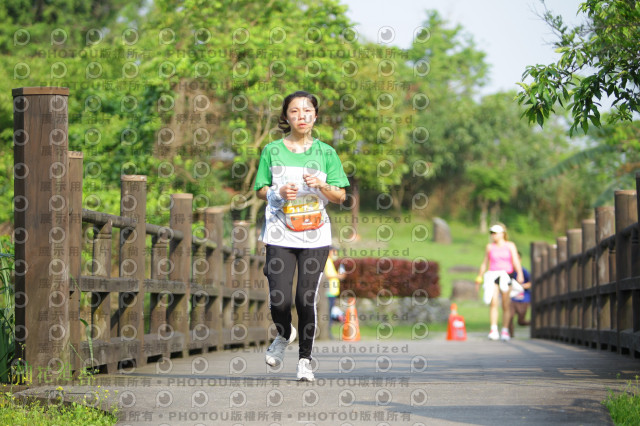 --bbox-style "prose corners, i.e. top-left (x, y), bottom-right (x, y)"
top-left (336, 257), bottom-right (440, 299)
